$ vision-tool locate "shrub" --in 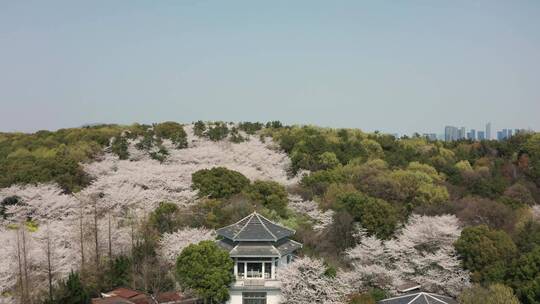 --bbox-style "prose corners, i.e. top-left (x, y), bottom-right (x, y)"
top-left (193, 120), bottom-right (206, 137)
top-left (111, 136), bottom-right (129, 160)
top-left (238, 122), bottom-right (263, 134)
top-left (229, 127), bottom-right (246, 143)
top-left (206, 122), bottom-right (229, 141)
